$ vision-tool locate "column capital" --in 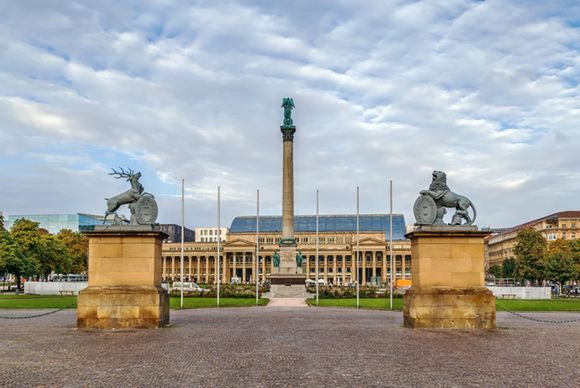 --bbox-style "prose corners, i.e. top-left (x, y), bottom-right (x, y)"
top-left (281, 126), bottom-right (296, 141)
